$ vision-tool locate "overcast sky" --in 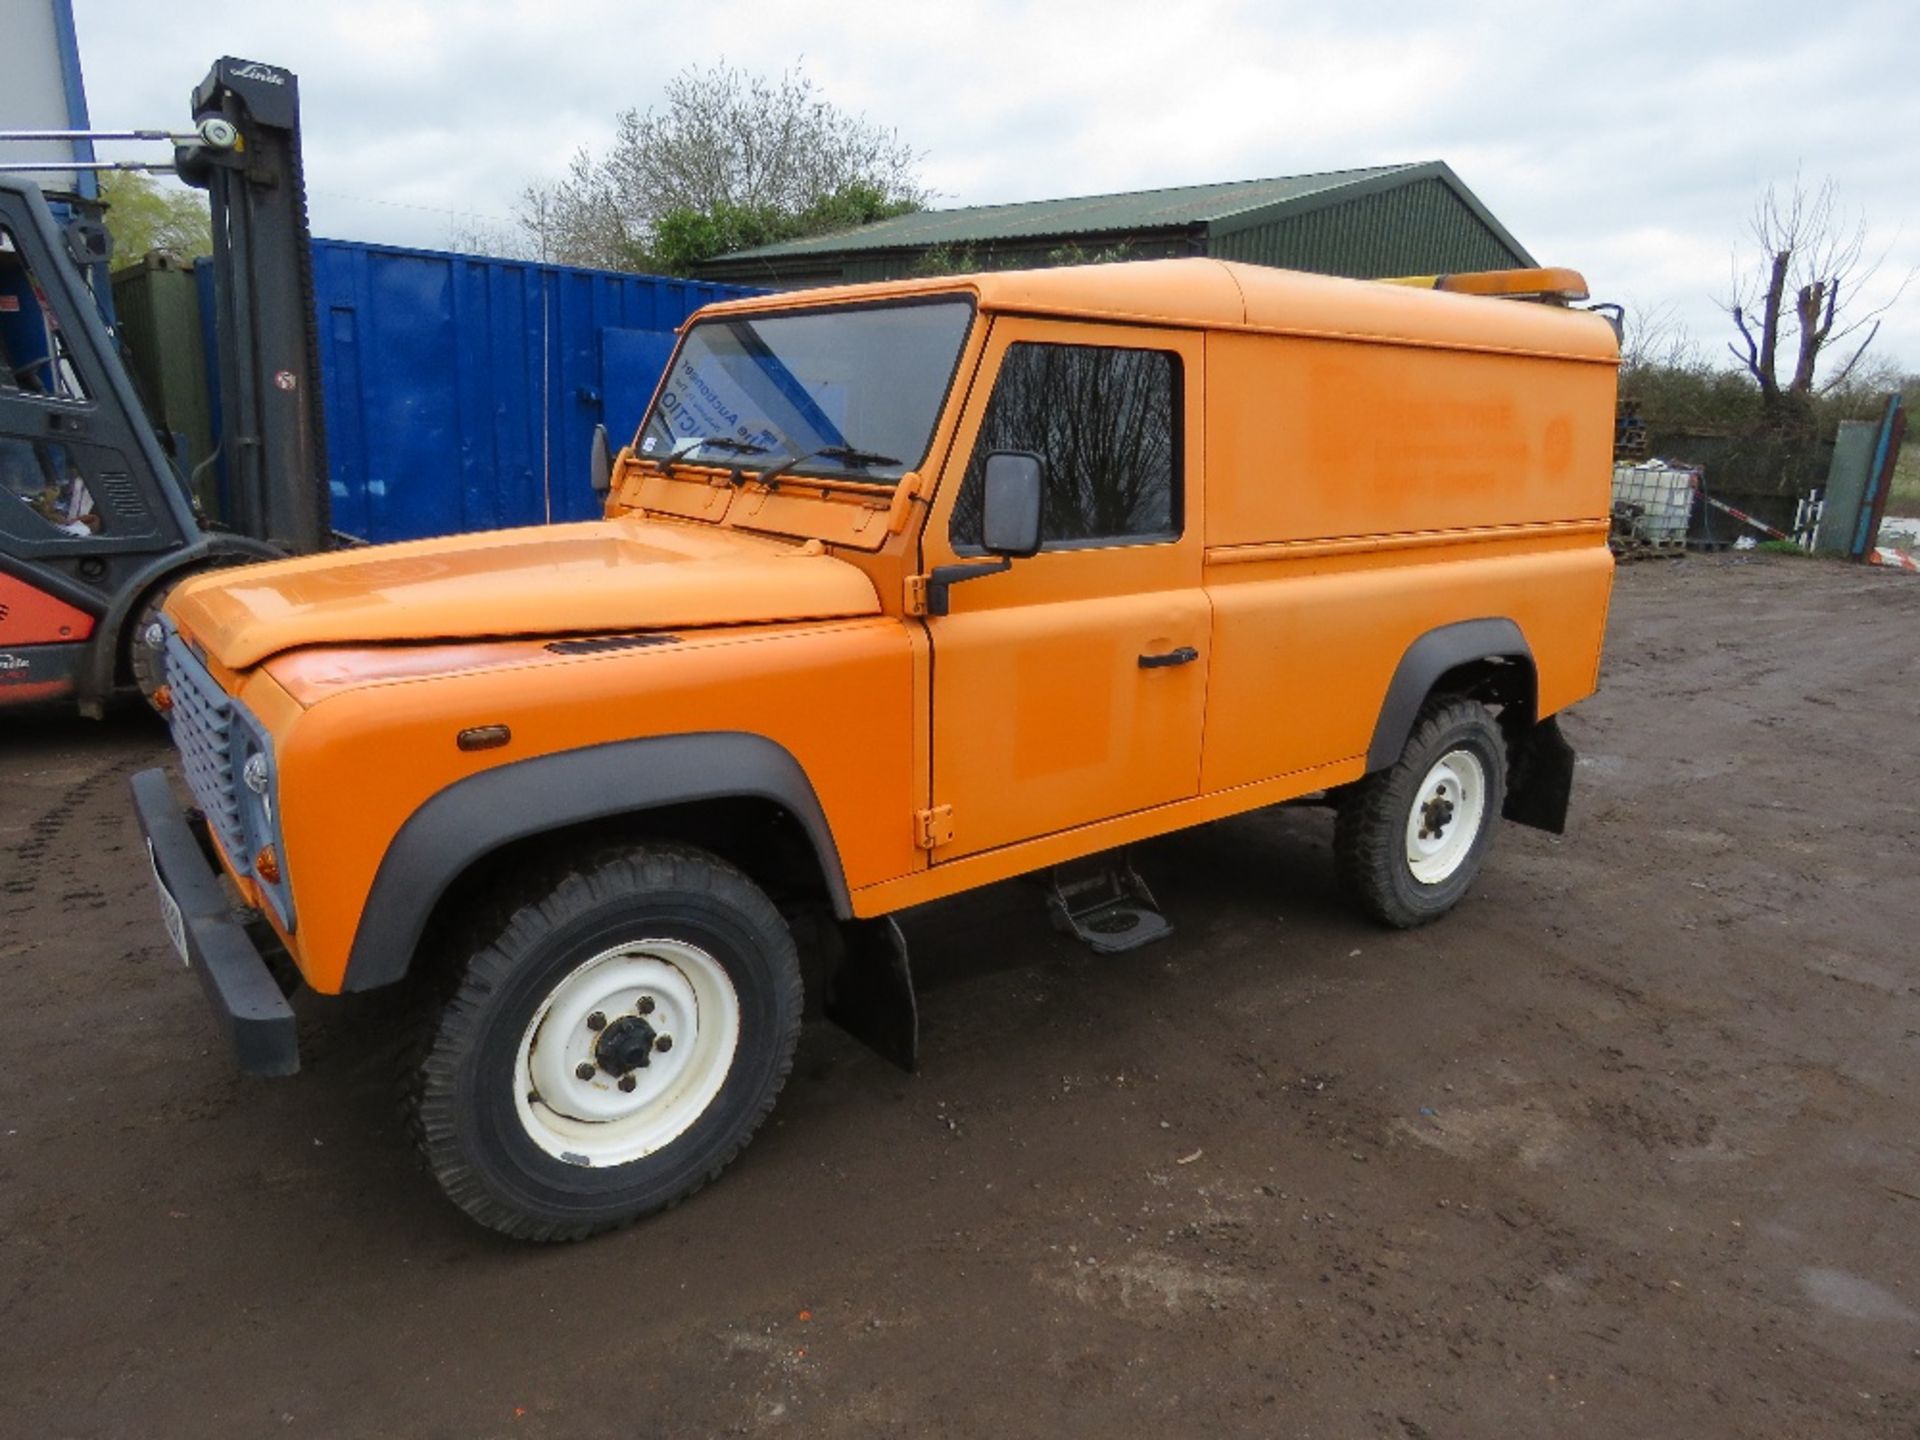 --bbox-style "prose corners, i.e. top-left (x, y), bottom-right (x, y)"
top-left (65, 0), bottom-right (1920, 373)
